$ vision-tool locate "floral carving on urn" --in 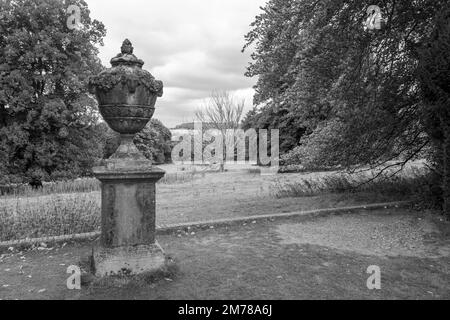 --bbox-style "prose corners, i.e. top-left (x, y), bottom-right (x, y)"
top-left (89, 39), bottom-right (163, 163)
